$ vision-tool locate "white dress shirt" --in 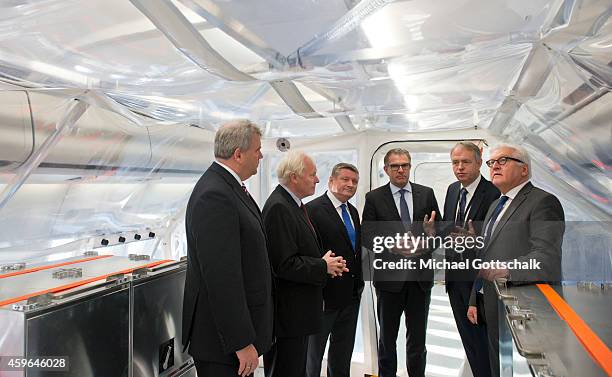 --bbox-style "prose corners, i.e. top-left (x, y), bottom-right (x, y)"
top-left (455, 174), bottom-right (482, 223)
top-left (389, 182), bottom-right (414, 222)
top-left (326, 190), bottom-right (354, 228)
